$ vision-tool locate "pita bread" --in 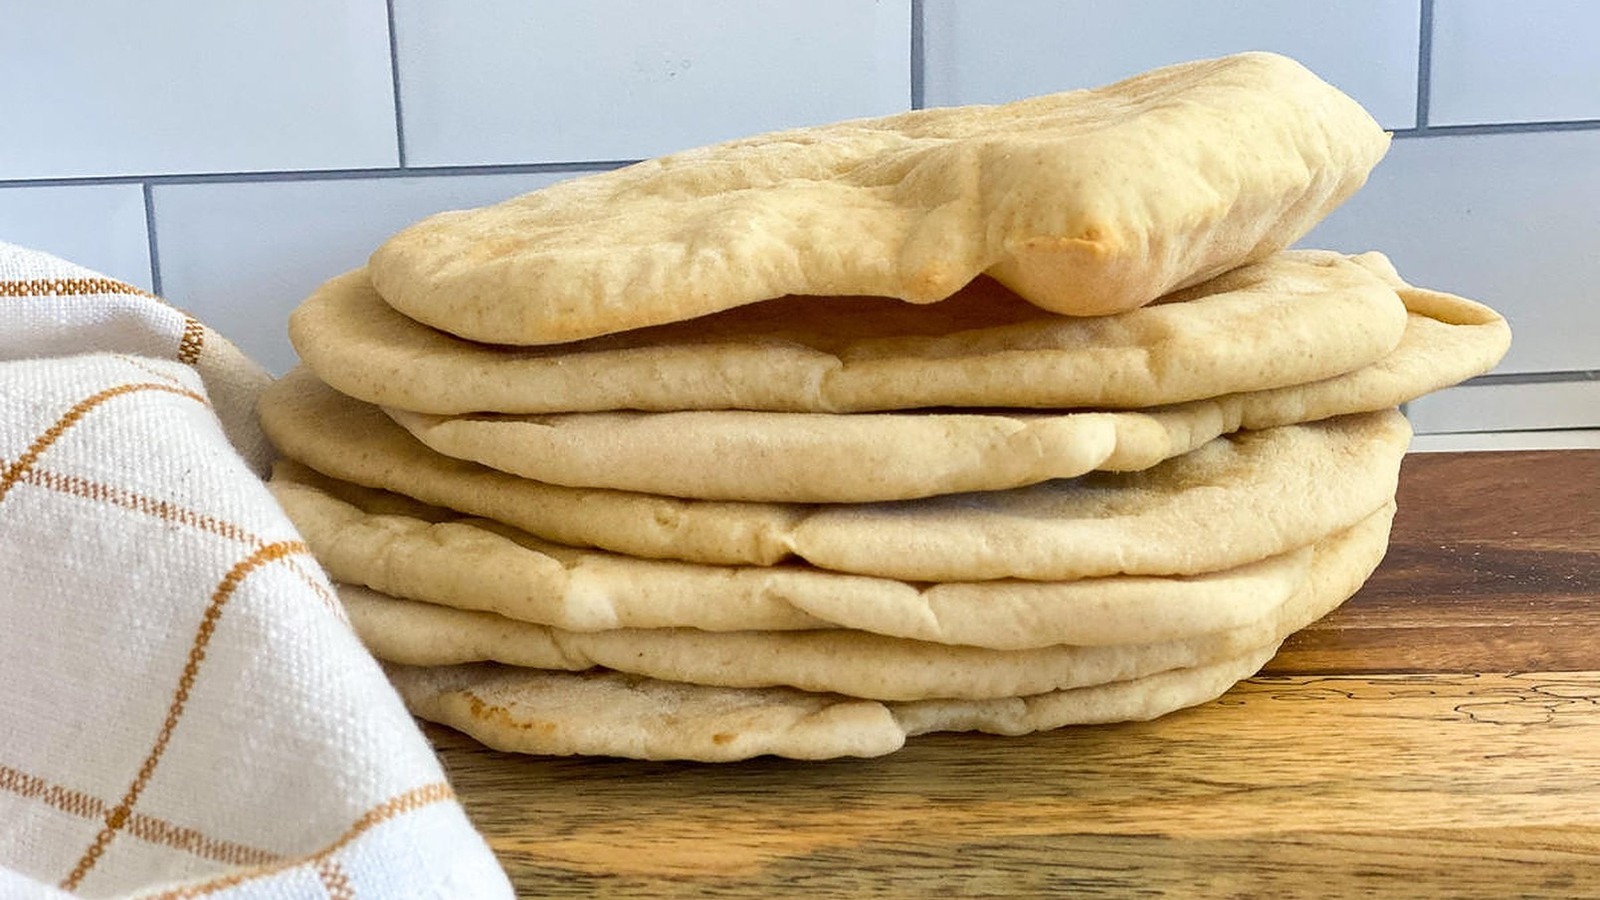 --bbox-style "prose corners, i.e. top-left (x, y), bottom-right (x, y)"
top-left (297, 252), bottom-right (1406, 416)
top-left (368, 52), bottom-right (1387, 344)
top-left (819, 410), bottom-right (1403, 583)
top-left (339, 500), bottom-right (1391, 701)
top-left (385, 646), bottom-right (1279, 761)
top-left (271, 461), bottom-right (826, 635)
top-left (378, 260), bottom-right (1497, 504)
top-left (1107, 263), bottom-right (1509, 468)
top-left (380, 268), bottom-right (1499, 501)
top-left (262, 368), bottom-right (806, 568)
top-left (349, 582), bottom-right (1281, 700)
top-left (387, 663), bottom-right (910, 761)
top-left (260, 370), bottom-right (1410, 580)
top-left (271, 460), bottom-right (1320, 649)
top-left (896, 644), bottom-right (1280, 739)
top-left (383, 404), bottom-right (1127, 502)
